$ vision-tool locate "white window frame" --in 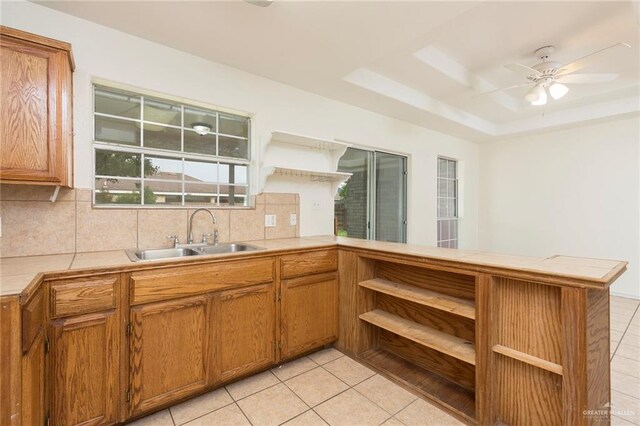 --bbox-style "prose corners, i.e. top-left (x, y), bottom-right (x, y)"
top-left (437, 156), bottom-right (458, 248)
top-left (91, 81), bottom-right (252, 209)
